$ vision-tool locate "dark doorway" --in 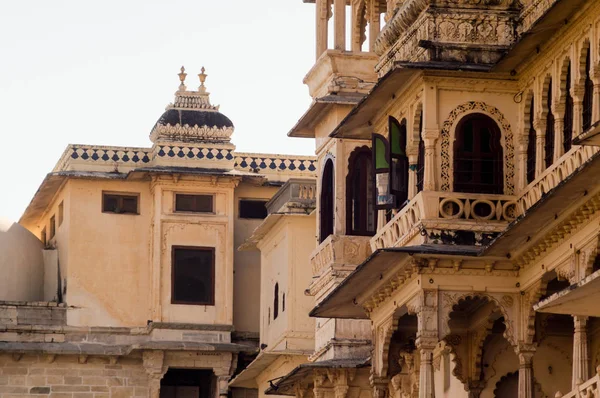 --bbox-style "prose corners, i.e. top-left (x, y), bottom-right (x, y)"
top-left (346, 147), bottom-right (377, 236)
top-left (453, 113), bottom-right (504, 194)
top-left (160, 369), bottom-right (213, 398)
